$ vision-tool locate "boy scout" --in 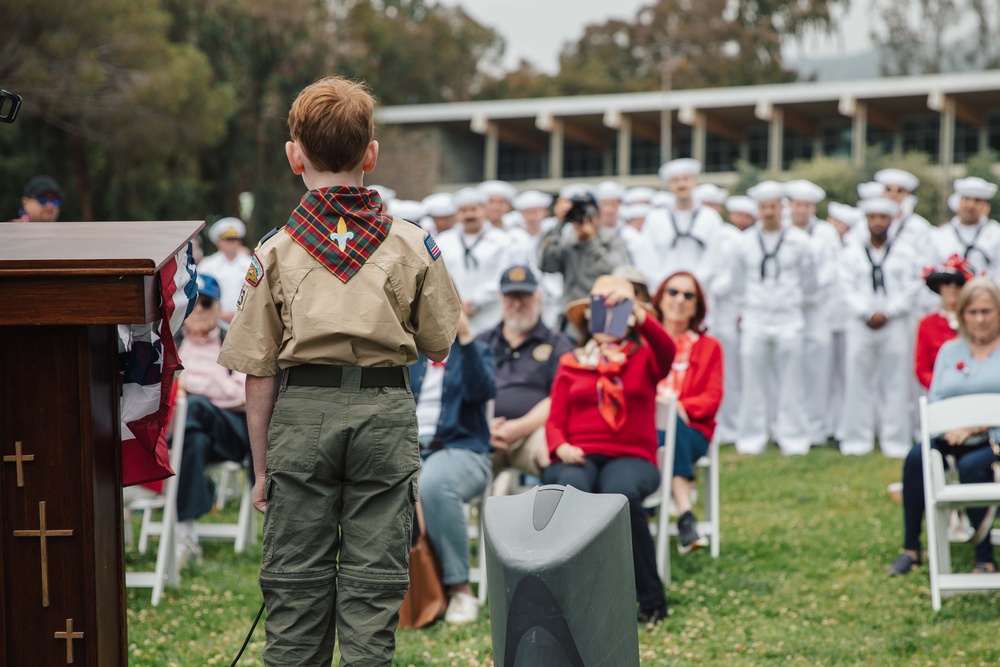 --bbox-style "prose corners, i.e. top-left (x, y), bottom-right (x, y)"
top-left (218, 76), bottom-right (460, 667)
